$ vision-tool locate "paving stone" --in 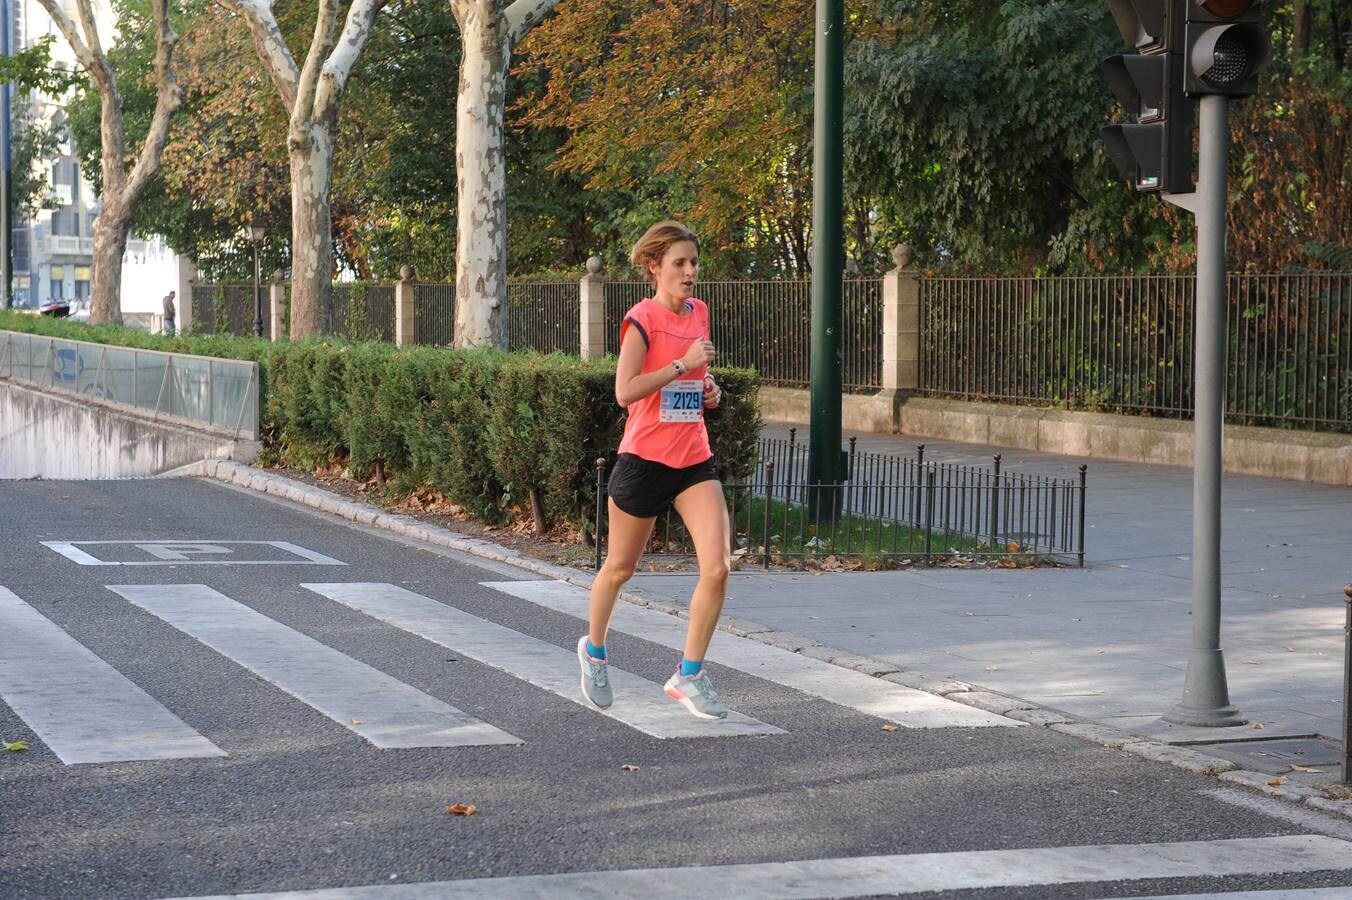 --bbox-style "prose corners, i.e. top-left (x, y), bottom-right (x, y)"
top-left (951, 691), bottom-right (1038, 716)
top-left (1219, 769), bottom-right (1326, 801)
top-left (1051, 722), bottom-right (1137, 749)
top-left (1003, 707), bottom-right (1075, 727)
top-left (1120, 741), bottom-right (1239, 775)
